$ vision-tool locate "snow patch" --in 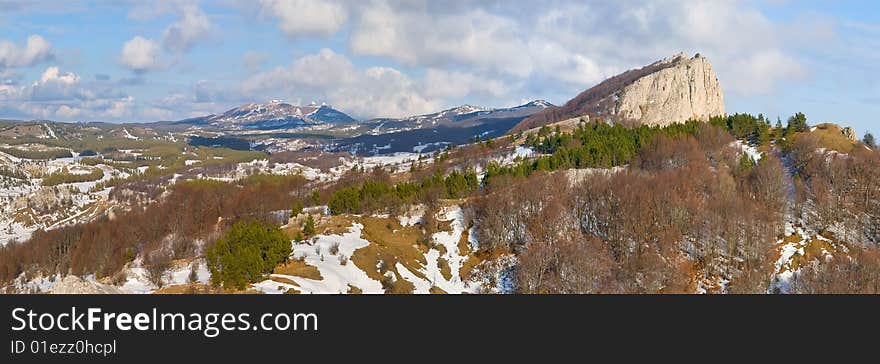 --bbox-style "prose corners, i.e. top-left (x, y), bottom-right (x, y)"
top-left (253, 223), bottom-right (383, 294)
